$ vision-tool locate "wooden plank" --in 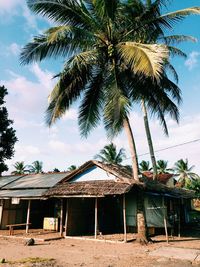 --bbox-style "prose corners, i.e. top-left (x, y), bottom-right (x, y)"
top-left (94, 198), bottom-right (98, 239)
top-left (162, 197), bottom-right (169, 244)
top-left (123, 194), bottom-right (127, 242)
top-left (60, 199), bottom-right (63, 236)
top-left (64, 199), bottom-right (68, 236)
top-left (26, 200), bottom-right (31, 234)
